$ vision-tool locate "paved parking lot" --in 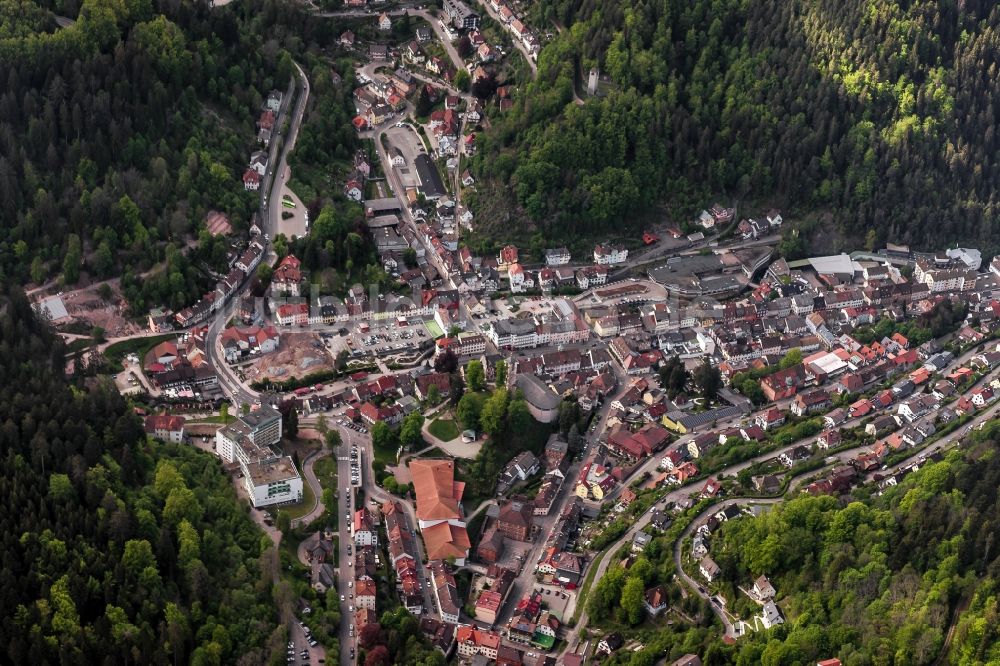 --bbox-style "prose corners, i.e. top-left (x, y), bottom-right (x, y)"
top-left (383, 124), bottom-right (427, 188)
top-left (348, 319), bottom-right (429, 357)
top-left (275, 169), bottom-right (309, 239)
